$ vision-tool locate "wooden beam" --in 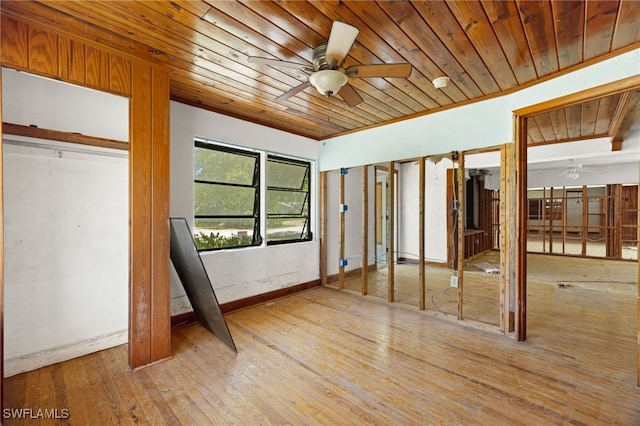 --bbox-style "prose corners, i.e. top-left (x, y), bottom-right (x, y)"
top-left (611, 138), bottom-right (623, 151)
top-left (456, 153), bottom-right (465, 320)
top-left (361, 166), bottom-right (369, 295)
top-left (419, 157), bottom-right (426, 310)
top-left (608, 90), bottom-right (631, 148)
top-left (319, 171), bottom-right (328, 286)
top-left (387, 162), bottom-right (395, 303)
top-left (2, 122), bottom-right (128, 150)
top-left (338, 170), bottom-right (345, 290)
